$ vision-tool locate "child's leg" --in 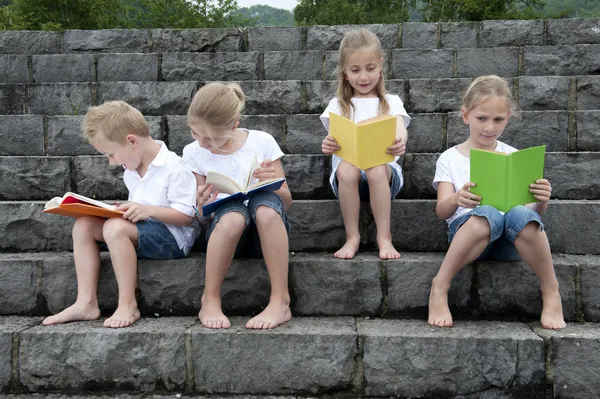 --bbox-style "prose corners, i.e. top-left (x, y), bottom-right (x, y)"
top-left (506, 206), bottom-right (565, 329)
top-left (335, 161), bottom-right (362, 259)
top-left (365, 164), bottom-right (399, 260)
top-left (43, 217), bottom-right (105, 325)
top-left (201, 205), bottom-right (249, 329)
top-left (101, 218), bottom-right (141, 328)
top-left (429, 206), bottom-right (503, 327)
top-left (245, 192), bottom-right (291, 329)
